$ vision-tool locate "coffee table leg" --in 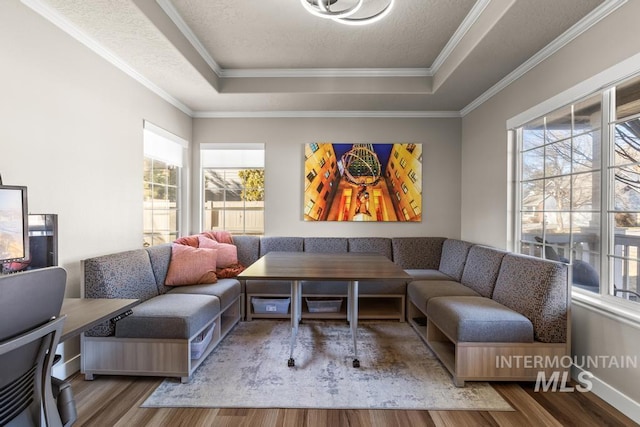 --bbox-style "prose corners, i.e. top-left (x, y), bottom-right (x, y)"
top-left (349, 280), bottom-right (360, 368)
top-left (288, 280), bottom-right (301, 367)
top-left (347, 281), bottom-right (352, 323)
